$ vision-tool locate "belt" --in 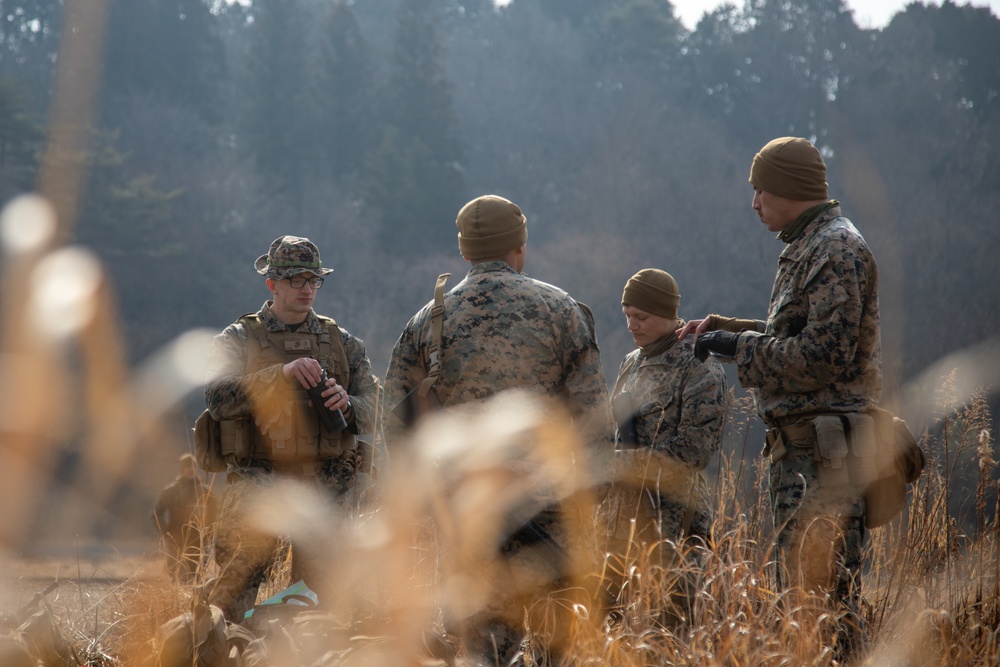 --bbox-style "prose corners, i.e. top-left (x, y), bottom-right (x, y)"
top-left (228, 458), bottom-right (330, 477)
top-left (764, 412), bottom-right (855, 463)
top-left (766, 416), bottom-right (815, 442)
top-left (763, 414), bottom-right (818, 464)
